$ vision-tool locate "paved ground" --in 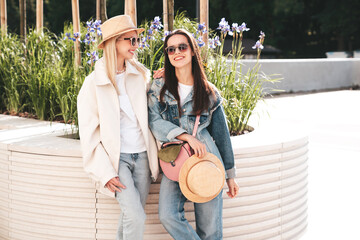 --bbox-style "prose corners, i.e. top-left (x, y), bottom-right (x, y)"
top-left (251, 90), bottom-right (360, 240)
